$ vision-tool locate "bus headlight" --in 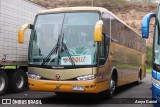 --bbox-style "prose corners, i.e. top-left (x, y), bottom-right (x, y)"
top-left (77, 74), bottom-right (96, 80)
top-left (152, 77), bottom-right (160, 87)
top-left (28, 73), bottom-right (41, 80)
